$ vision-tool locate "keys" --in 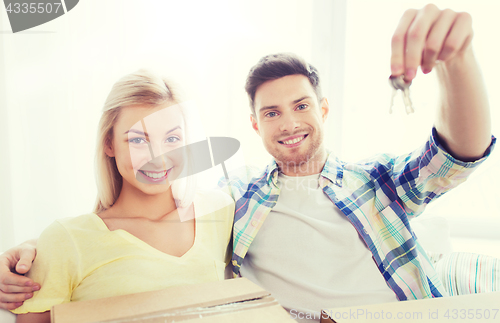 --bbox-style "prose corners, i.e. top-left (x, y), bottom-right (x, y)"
top-left (389, 75), bottom-right (415, 114)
